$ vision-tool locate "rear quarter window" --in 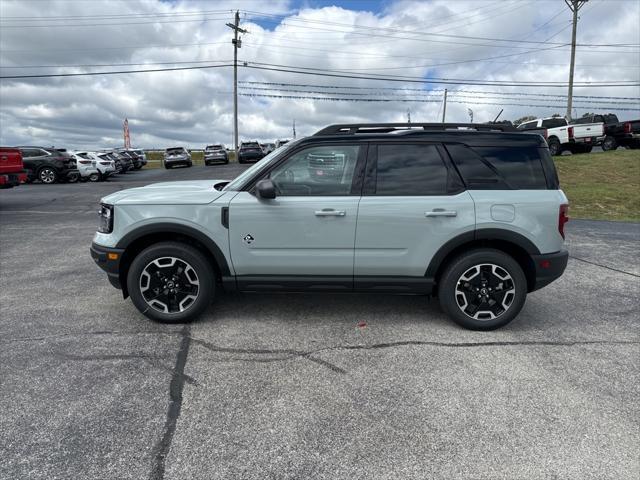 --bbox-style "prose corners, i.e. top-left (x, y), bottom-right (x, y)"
top-left (446, 144), bottom-right (549, 190)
